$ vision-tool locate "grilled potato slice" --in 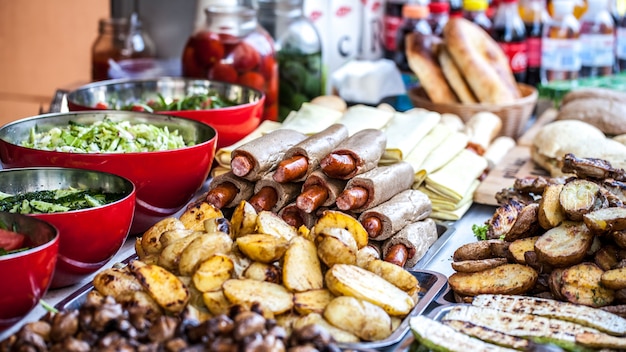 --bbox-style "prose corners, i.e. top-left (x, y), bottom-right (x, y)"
top-left (93, 267), bottom-right (144, 298)
top-left (538, 184), bottom-right (566, 230)
top-left (561, 262), bottom-right (614, 307)
top-left (293, 313), bottom-right (360, 343)
top-left (236, 234), bottom-right (289, 263)
top-left (601, 267), bottom-right (626, 290)
top-left (231, 200), bottom-right (258, 238)
top-left (613, 230), bottom-right (626, 249)
top-left (293, 289), bottom-right (335, 315)
top-left (203, 217), bottom-right (232, 237)
top-left (179, 202), bottom-right (224, 231)
top-left (534, 221), bottom-right (594, 267)
top-left (313, 210), bottom-right (368, 249)
top-left (222, 278), bottom-right (293, 315)
top-left (595, 245), bottom-right (620, 271)
top-left (192, 254), bottom-right (235, 293)
top-left (448, 264), bottom-right (538, 297)
top-left (178, 232), bottom-right (233, 276)
top-left (116, 290), bottom-right (163, 319)
top-left (135, 237), bottom-right (147, 260)
top-left (504, 203), bottom-right (539, 242)
top-left (323, 296), bottom-right (393, 341)
top-left (549, 268), bottom-right (566, 301)
top-left (559, 179), bottom-right (602, 221)
top-left (159, 228), bottom-right (197, 249)
top-left (451, 258), bottom-right (509, 273)
top-left (157, 232), bottom-right (204, 273)
top-left (243, 261), bottom-right (282, 284)
top-left (140, 217), bottom-right (185, 255)
top-left (283, 236), bottom-right (324, 292)
top-left (315, 227), bottom-right (358, 267)
top-left (583, 207), bottom-right (626, 235)
top-left (325, 264), bottom-right (415, 316)
top-left (128, 260), bottom-right (190, 314)
top-left (202, 290), bottom-right (231, 315)
top-left (256, 211), bottom-right (298, 242)
top-left (452, 240), bottom-right (508, 262)
top-left (365, 259), bottom-right (419, 292)
top-left (508, 236), bottom-right (540, 264)
top-left (356, 245), bottom-right (381, 268)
